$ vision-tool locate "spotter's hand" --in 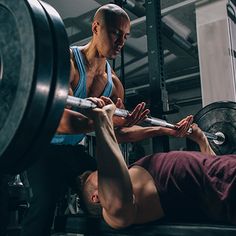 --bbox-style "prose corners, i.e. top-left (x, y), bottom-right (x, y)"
top-left (167, 115), bottom-right (193, 137)
top-left (105, 97), bottom-right (150, 127)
